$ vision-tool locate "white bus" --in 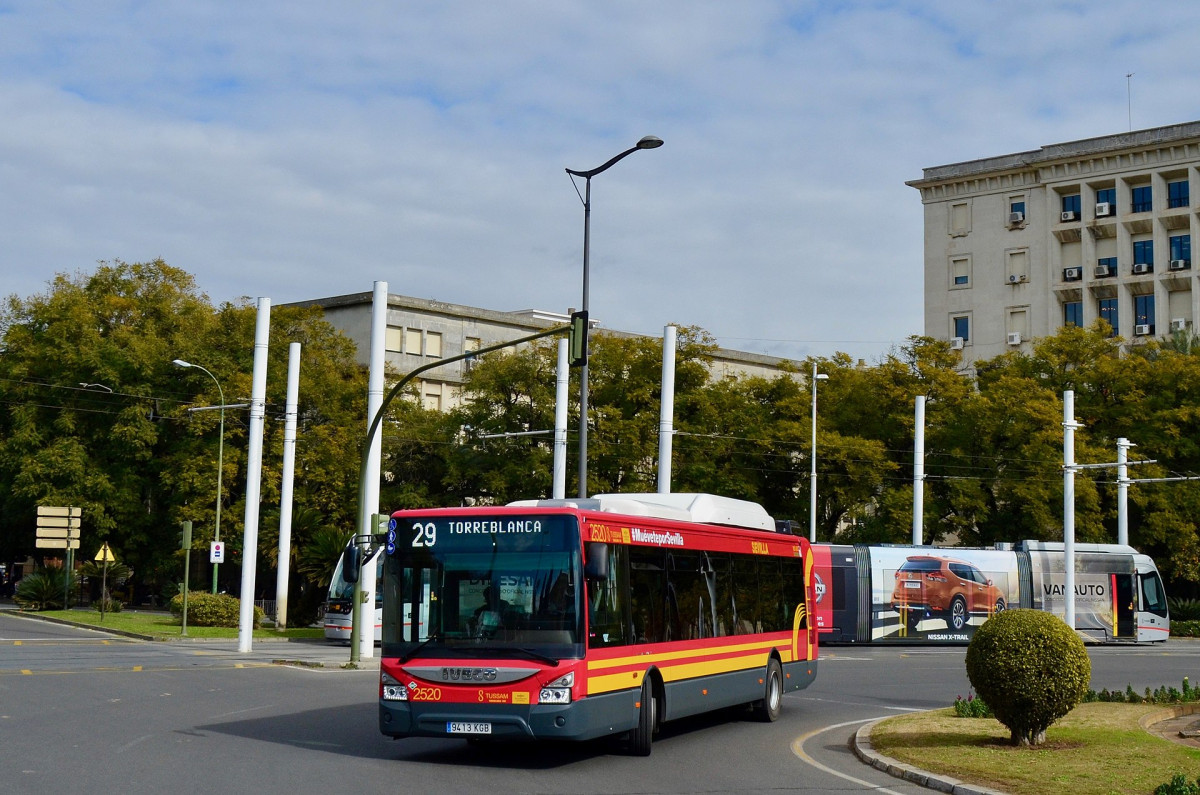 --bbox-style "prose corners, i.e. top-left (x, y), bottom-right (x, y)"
top-left (323, 544), bottom-right (383, 643)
